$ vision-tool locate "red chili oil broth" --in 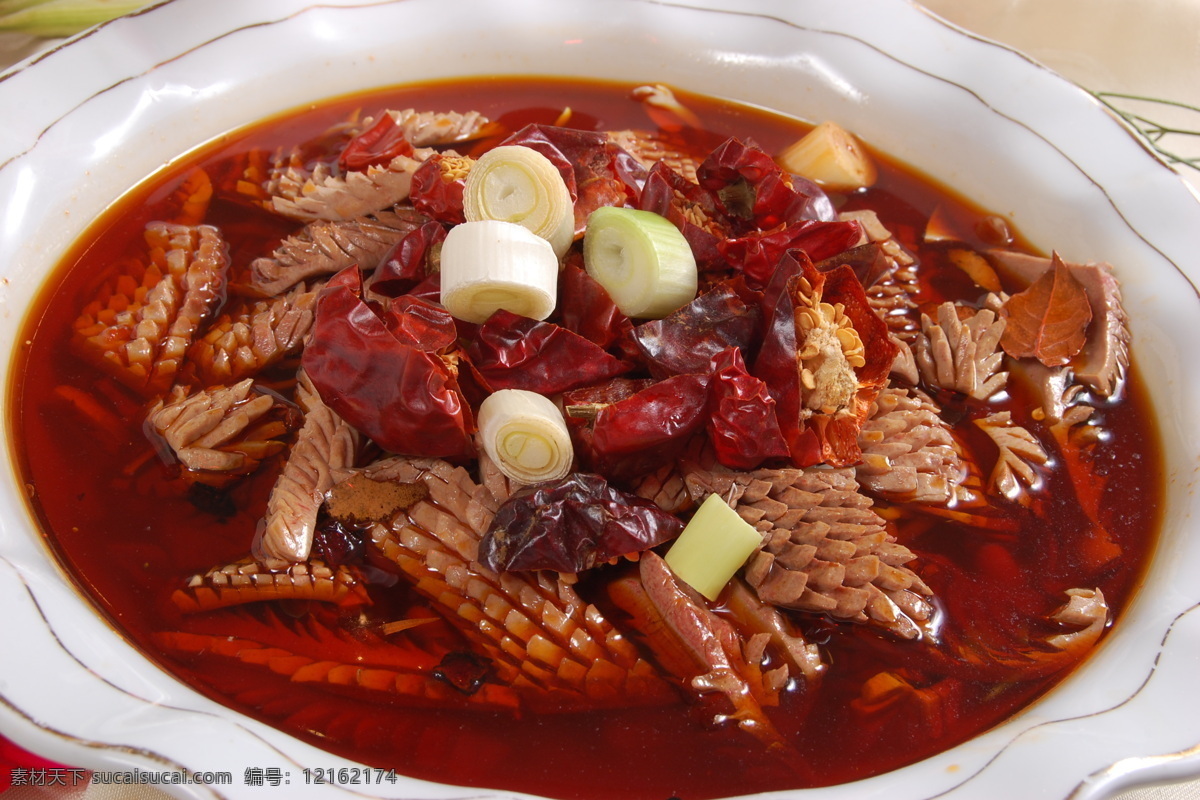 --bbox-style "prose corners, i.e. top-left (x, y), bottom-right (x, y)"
top-left (8, 77), bottom-right (1163, 799)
